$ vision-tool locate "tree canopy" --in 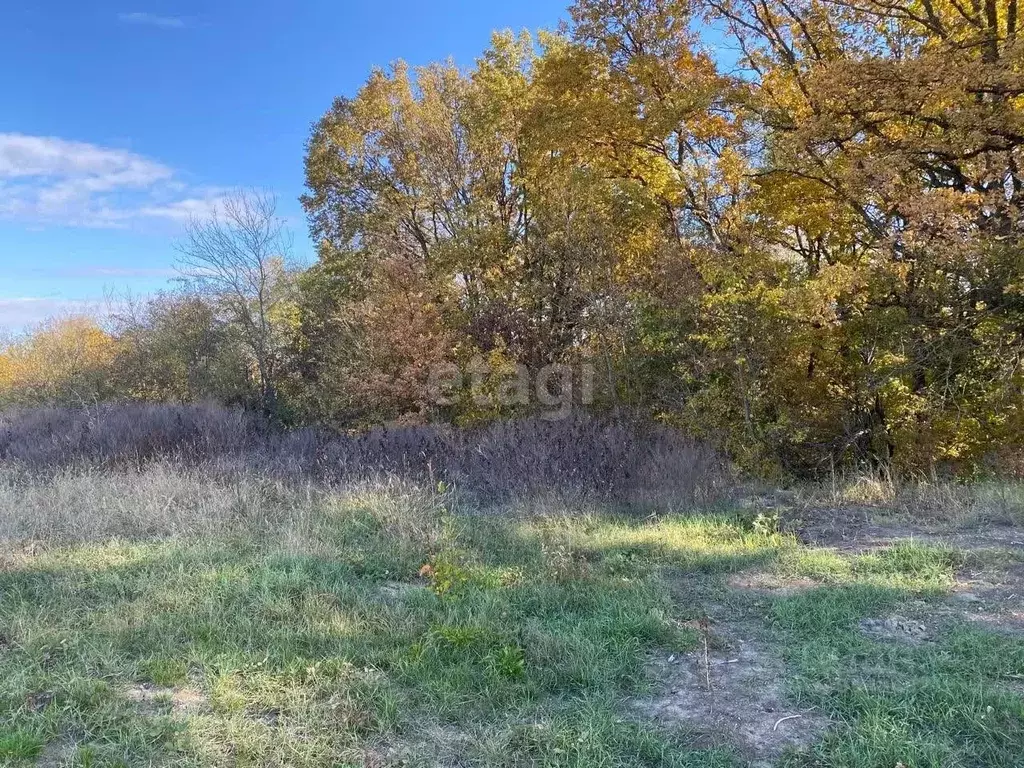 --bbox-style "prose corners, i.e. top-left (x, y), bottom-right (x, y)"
top-left (4, 0), bottom-right (1022, 476)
